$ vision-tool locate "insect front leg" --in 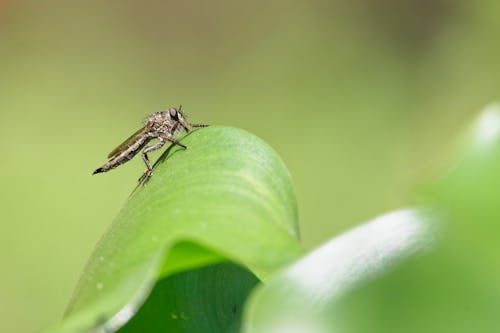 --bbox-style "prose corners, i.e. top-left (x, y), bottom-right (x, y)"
top-left (180, 122), bottom-right (208, 134)
top-left (141, 138), bottom-right (166, 177)
top-left (189, 123), bottom-right (209, 128)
